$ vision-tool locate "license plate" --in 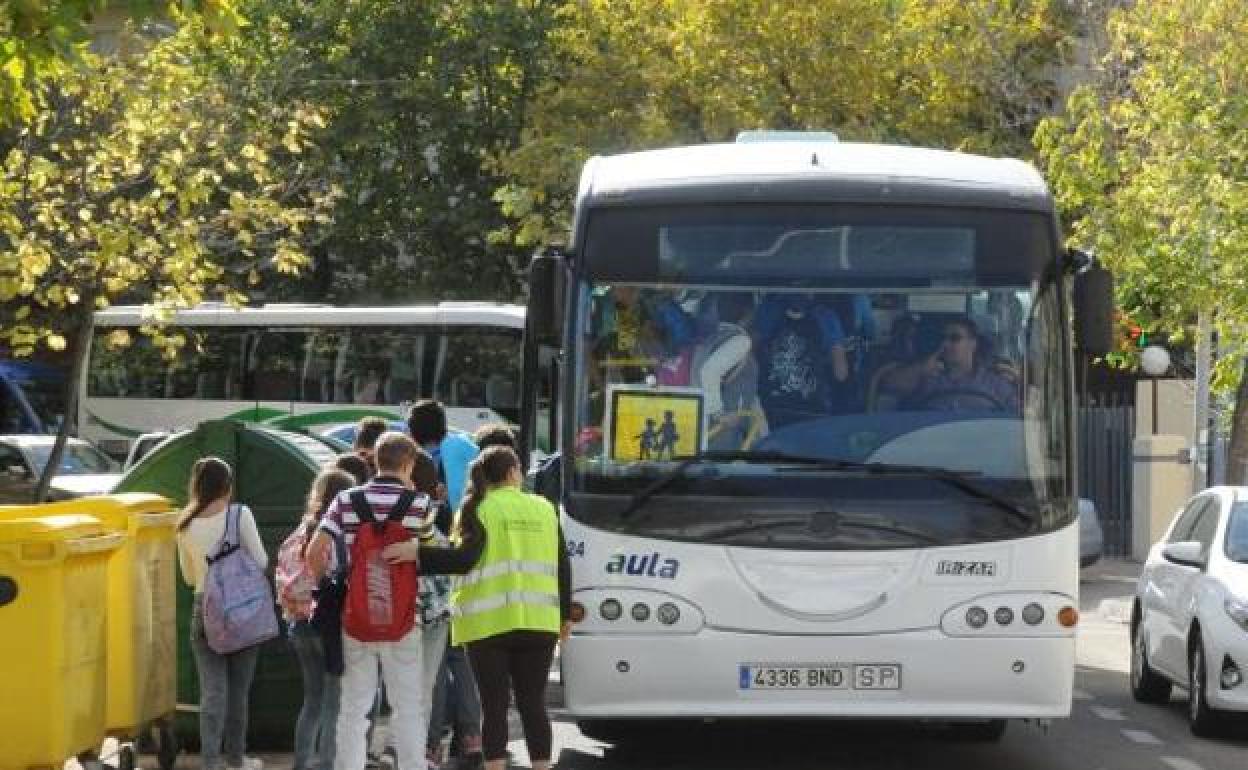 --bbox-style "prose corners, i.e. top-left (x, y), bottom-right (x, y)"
top-left (739, 663), bottom-right (902, 690)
